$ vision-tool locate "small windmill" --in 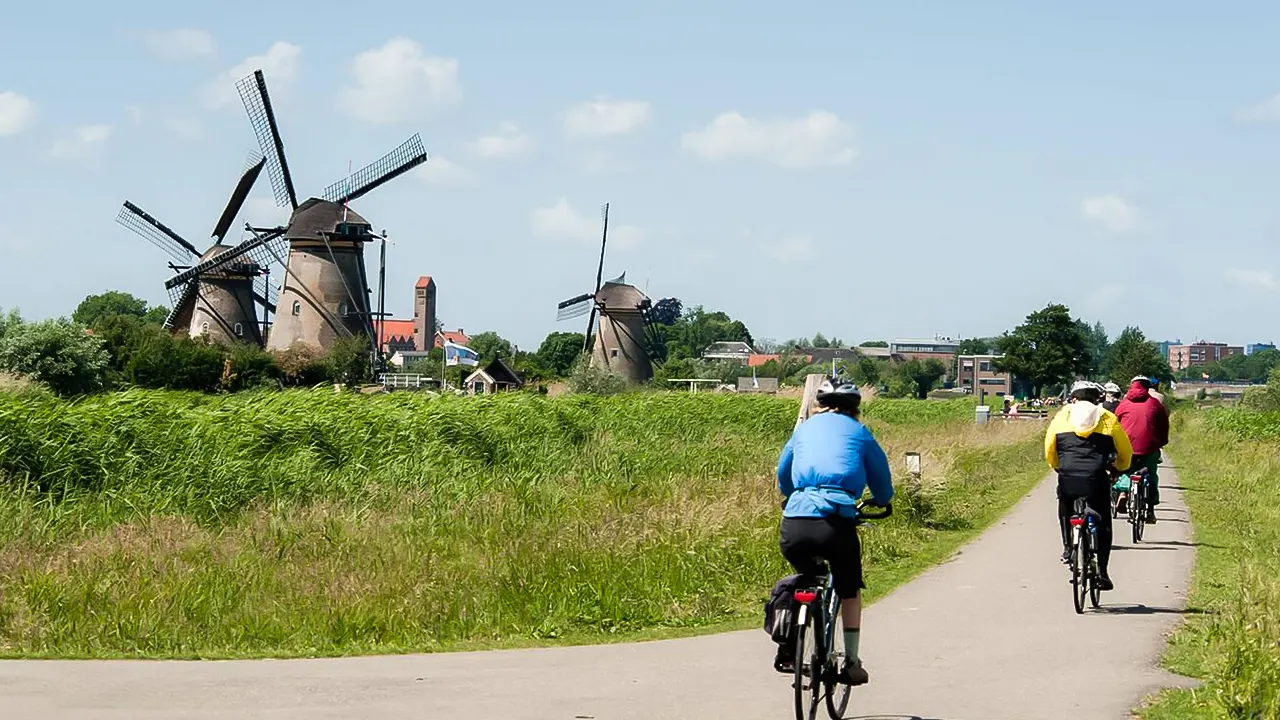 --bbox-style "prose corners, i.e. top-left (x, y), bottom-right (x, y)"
top-left (116, 154), bottom-right (282, 346)
top-left (554, 203), bottom-right (662, 382)
top-left (235, 69), bottom-right (428, 353)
